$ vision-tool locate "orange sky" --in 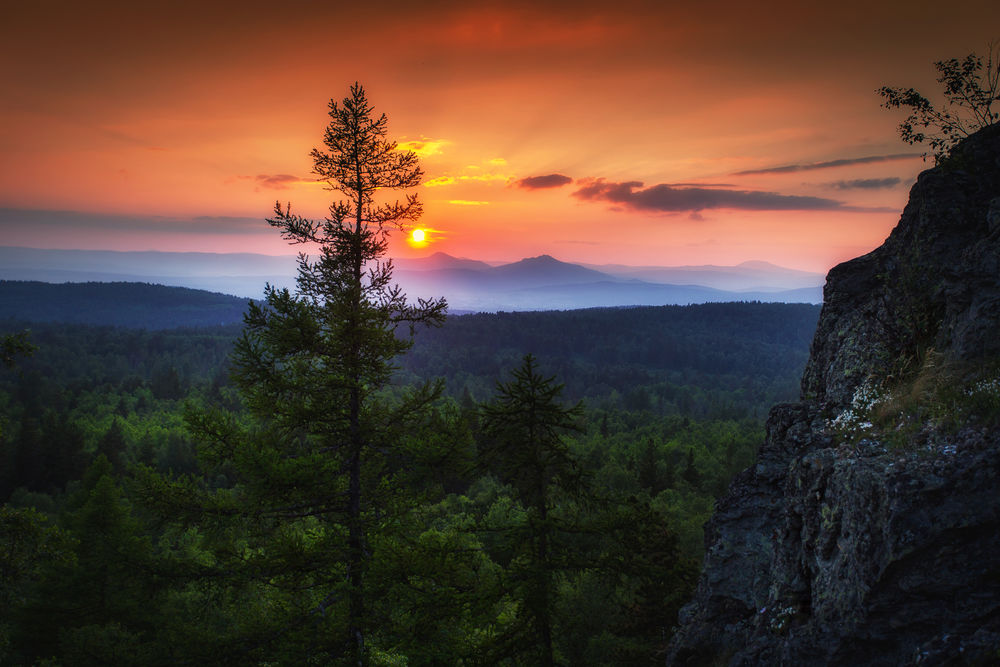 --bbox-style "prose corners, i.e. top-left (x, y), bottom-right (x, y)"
top-left (1, 1), bottom-right (997, 271)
